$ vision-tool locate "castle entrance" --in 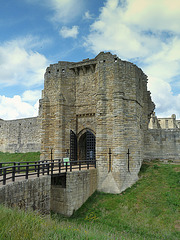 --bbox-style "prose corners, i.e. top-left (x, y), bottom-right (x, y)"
top-left (70, 130), bottom-right (96, 161)
top-left (78, 130), bottom-right (96, 161)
